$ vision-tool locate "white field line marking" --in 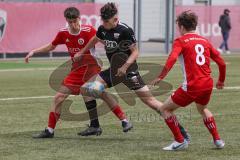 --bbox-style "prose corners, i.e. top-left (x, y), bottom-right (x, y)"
top-left (0, 62), bottom-right (231, 73)
top-left (0, 68), bottom-right (56, 72)
top-left (0, 95), bottom-right (54, 101)
top-left (0, 86), bottom-right (239, 101)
